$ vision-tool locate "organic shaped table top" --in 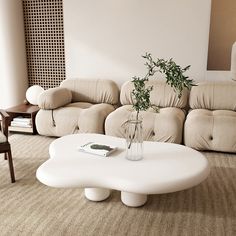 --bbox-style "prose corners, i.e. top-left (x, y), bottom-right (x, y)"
top-left (36, 134), bottom-right (210, 195)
